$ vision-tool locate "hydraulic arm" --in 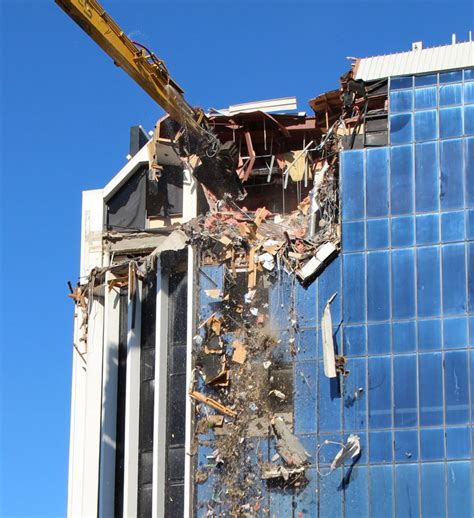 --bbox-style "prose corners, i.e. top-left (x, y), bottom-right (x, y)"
top-left (56, 0), bottom-right (244, 199)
